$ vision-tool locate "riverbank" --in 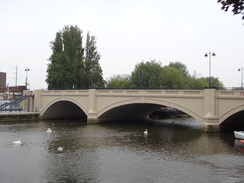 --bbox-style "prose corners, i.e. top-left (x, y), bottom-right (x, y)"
top-left (0, 112), bottom-right (40, 122)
